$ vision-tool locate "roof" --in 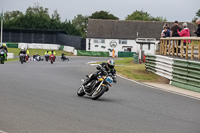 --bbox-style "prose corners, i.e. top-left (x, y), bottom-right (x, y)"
top-left (86, 19), bottom-right (197, 40)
